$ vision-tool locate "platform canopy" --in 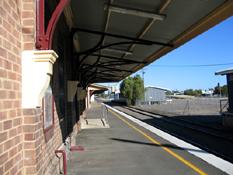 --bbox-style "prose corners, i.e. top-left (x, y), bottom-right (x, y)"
top-left (215, 67), bottom-right (233, 75)
top-left (67, 0), bottom-right (233, 83)
top-left (88, 84), bottom-right (109, 94)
